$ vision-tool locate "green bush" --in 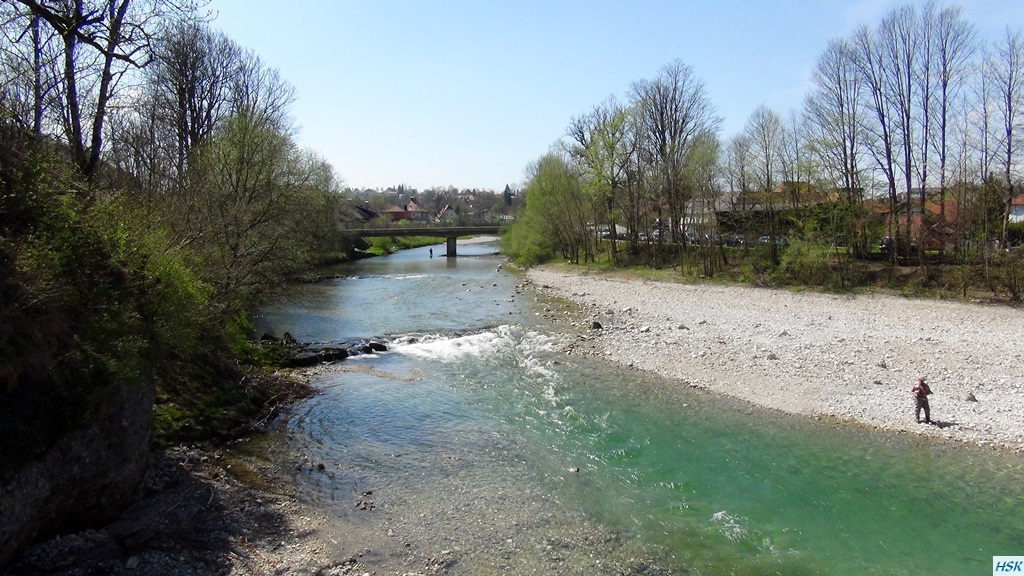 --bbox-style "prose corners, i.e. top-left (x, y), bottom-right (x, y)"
top-left (0, 124), bottom-right (151, 469)
top-left (737, 263), bottom-right (756, 284)
top-left (0, 120), bottom-right (312, 460)
top-left (89, 198), bottom-right (214, 364)
top-left (774, 238), bottom-right (835, 287)
top-left (1008, 222), bottom-right (1024, 247)
top-left (368, 236), bottom-right (395, 255)
top-left (501, 214), bottom-right (556, 267)
top-left (997, 249), bottom-right (1024, 301)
